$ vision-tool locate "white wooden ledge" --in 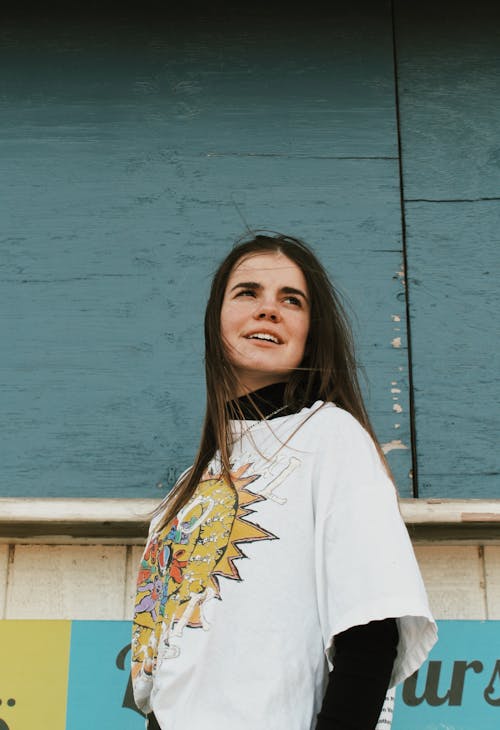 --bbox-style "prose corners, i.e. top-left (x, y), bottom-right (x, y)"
top-left (1, 498), bottom-right (500, 543)
top-left (0, 498), bottom-right (157, 543)
top-left (402, 498), bottom-right (500, 523)
top-left (402, 499), bottom-right (500, 543)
